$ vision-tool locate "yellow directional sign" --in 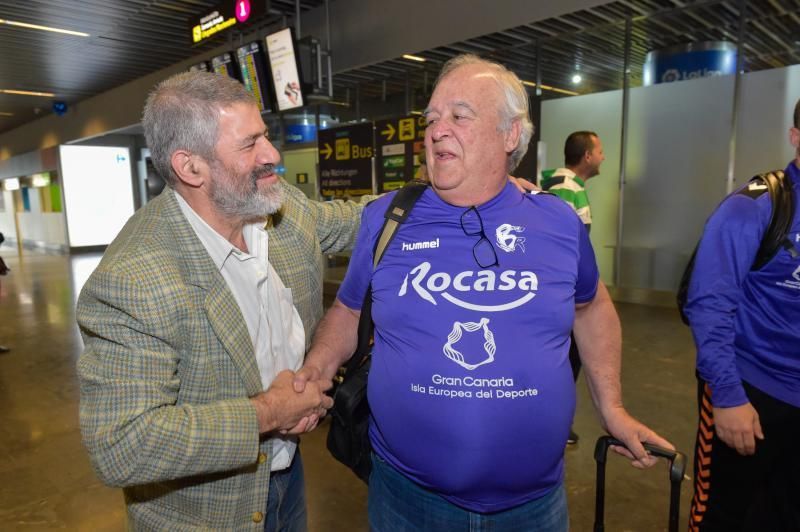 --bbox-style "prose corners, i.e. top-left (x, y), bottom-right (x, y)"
top-left (318, 123), bottom-right (375, 198)
top-left (335, 139), bottom-right (350, 160)
top-left (381, 123), bottom-right (396, 141)
top-left (319, 143), bottom-right (333, 160)
top-left (398, 117), bottom-right (415, 141)
top-left (374, 114), bottom-right (427, 193)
